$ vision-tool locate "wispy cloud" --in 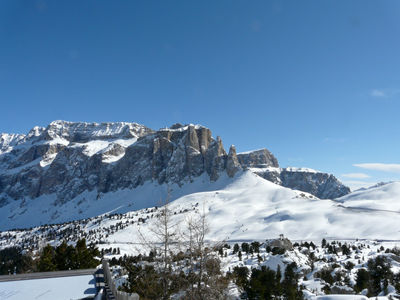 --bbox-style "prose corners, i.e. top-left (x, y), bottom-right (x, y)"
top-left (371, 89), bottom-right (387, 97)
top-left (323, 137), bottom-right (346, 143)
top-left (370, 88), bottom-right (400, 98)
top-left (354, 163), bottom-right (400, 173)
top-left (341, 173), bottom-right (370, 179)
